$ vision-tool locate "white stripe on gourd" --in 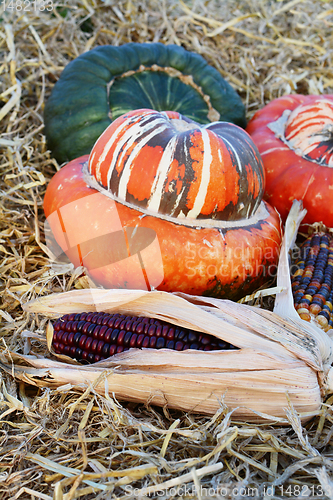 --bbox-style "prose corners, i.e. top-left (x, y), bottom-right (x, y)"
top-left (187, 128), bottom-right (212, 219)
top-left (117, 120), bottom-right (169, 199)
top-left (92, 112), bottom-right (144, 183)
top-left (147, 134), bottom-right (178, 213)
